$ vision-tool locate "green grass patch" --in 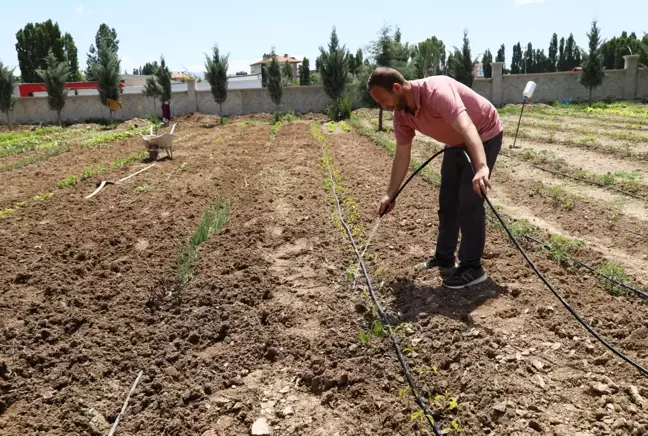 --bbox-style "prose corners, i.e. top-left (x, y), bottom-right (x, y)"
top-left (0, 144), bottom-right (70, 172)
top-left (270, 121), bottom-right (281, 140)
top-left (327, 121), bottom-right (336, 133)
top-left (111, 151), bottom-right (147, 168)
top-left (595, 263), bottom-right (632, 296)
top-left (176, 199), bottom-right (231, 289)
top-left (79, 128), bottom-right (146, 148)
